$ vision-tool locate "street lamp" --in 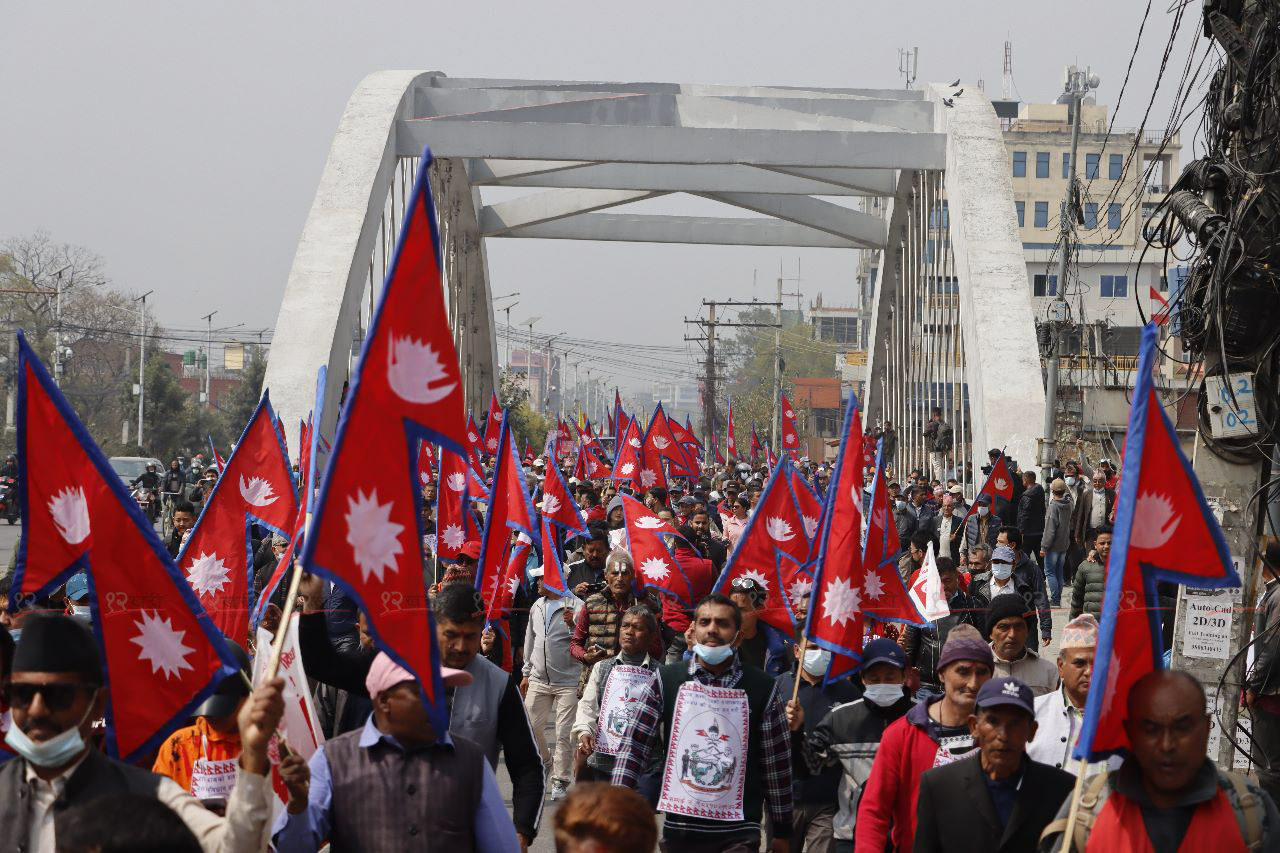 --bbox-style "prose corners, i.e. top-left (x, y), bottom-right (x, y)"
top-left (493, 297), bottom-right (520, 371)
top-left (522, 316), bottom-right (541, 404)
top-left (50, 264), bottom-right (71, 386)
